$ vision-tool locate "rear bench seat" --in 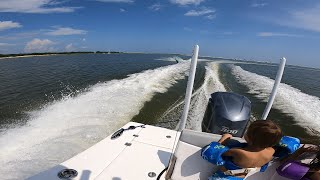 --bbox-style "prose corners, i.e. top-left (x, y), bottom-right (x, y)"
top-left (166, 129), bottom-right (245, 180)
top-left (166, 129), bottom-right (317, 180)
